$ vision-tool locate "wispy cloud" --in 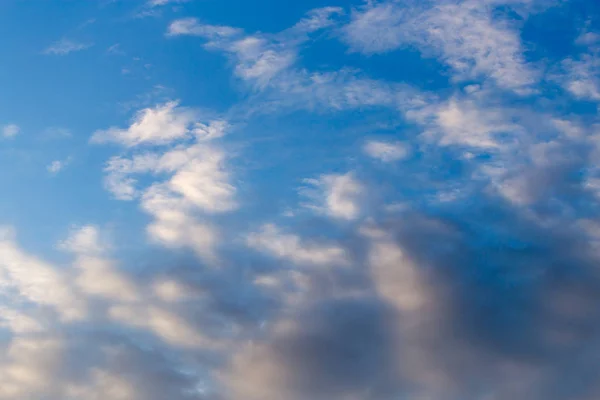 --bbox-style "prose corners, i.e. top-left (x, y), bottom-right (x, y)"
top-left (47, 157), bottom-right (72, 175)
top-left (147, 0), bottom-right (189, 6)
top-left (43, 38), bottom-right (92, 55)
top-left (554, 54), bottom-right (600, 101)
top-left (341, 0), bottom-right (540, 93)
top-left (364, 140), bottom-right (410, 162)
